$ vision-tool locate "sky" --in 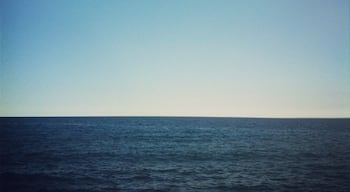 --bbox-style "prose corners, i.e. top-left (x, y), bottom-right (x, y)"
top-left (0, 0), bottom-right (349, 117)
